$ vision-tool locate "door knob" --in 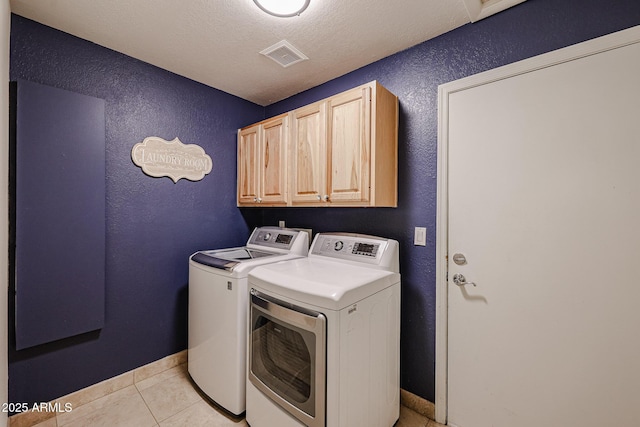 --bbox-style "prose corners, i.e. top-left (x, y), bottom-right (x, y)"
top-left (452, 273), bottom-right (476, 287)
